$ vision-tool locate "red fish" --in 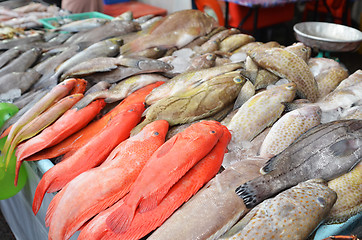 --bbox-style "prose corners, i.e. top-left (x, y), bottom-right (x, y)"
top-left (16, 99), bottom-right (106, 162)
top-left (25, 81), bottom-right (165, 162)
top-left (32, 103), bottom-right (145, 215)
top-left (79, 125), bottom-right (231, 240)
top-left (46, 120), bottom-right (169, 240)
top-left (106, 120), bottom-right (224, 233)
